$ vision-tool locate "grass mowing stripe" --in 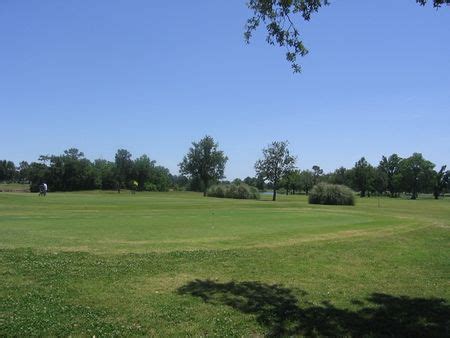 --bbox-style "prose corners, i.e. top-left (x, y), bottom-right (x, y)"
top-left (1, 191), bottom-right (449, 335)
